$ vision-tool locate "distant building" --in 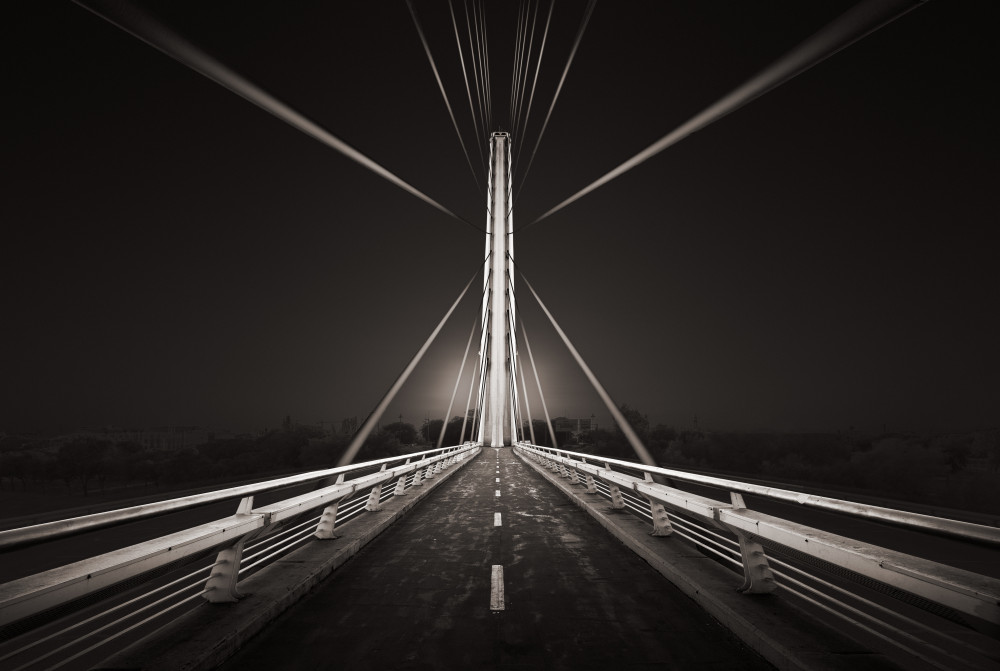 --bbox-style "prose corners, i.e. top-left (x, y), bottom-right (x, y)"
top-left (553, 417), bottom-right (597, 435)
top-left (47, 426), bottom-right (229, 451)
